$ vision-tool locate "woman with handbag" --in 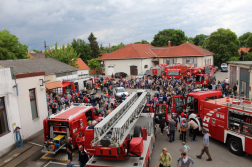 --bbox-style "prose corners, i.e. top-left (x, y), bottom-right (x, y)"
top-left (159, 148), bottom-right (172, 167)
